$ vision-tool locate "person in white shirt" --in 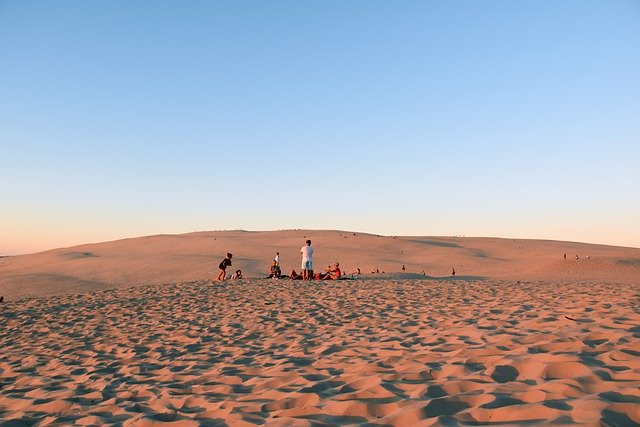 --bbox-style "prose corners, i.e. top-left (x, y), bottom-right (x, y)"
top-left (274, 252), bottom-right (280, 266)
top-left (300, 240), bottom-right (313, 280)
